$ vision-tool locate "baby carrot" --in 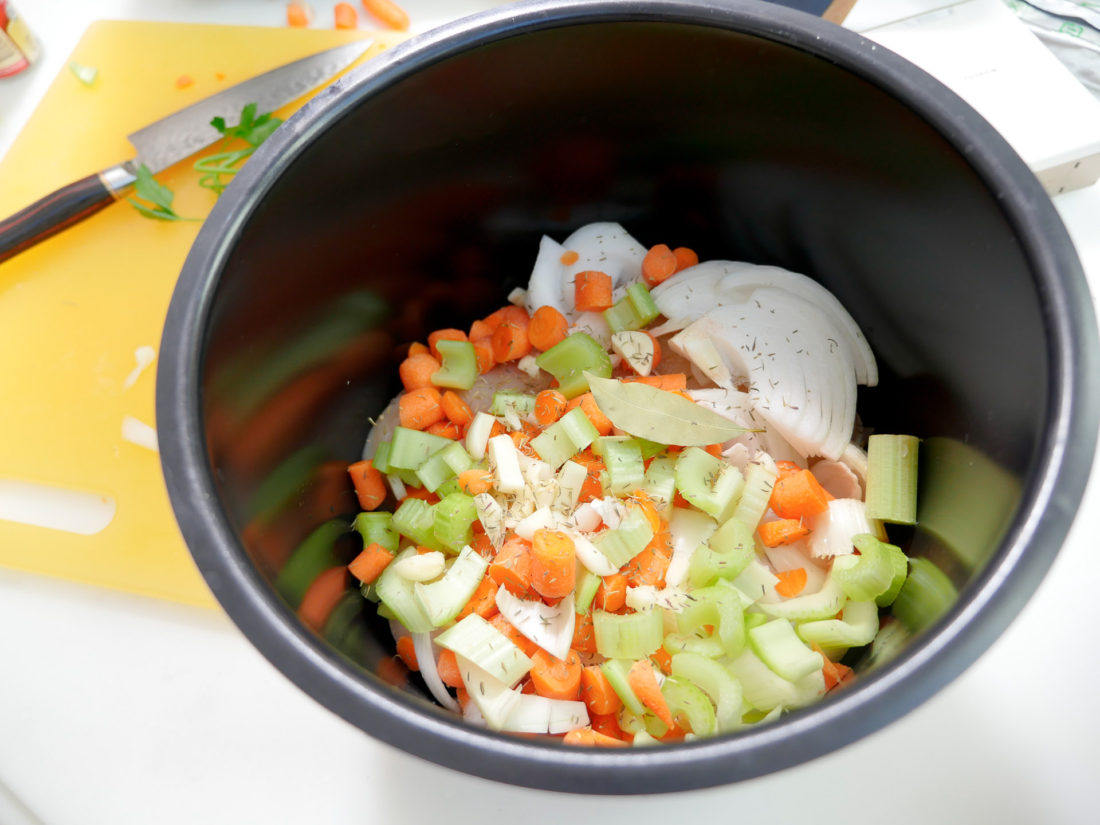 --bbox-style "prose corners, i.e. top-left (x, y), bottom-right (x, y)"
top-left (641, 243), bottom-right (678, 287)
top-left (672, 246), bottom-right (699, 272)
top-left (399, 386), bottom-right (445, 430)
top-left (472, 338), bottom-right (495, 373)
top-left (774, 566), bottom-right (809, 598)
top-left (580, 665), bottom-right (622, 715)
top-left (408, 341), bottom-right (430, 357)
top-left (572, 610), bottom-right (598, 654)
top-left (436, 648), bottom-right (464, 689)
top-left (348, 542), bottom-right (394, 584)
top-left (769, 469), bottom-right (833, 520)
top-left (534, 389), bottom-right (568, 427)
top-left (399, 352), bottom-right (442, 391)
top-left (482, 304), bottom-right (529, 331)
top-left (487, 535), bottom-right (533, 597)
top-left (428, 328), bottom-right (468, 360)
top-left (334, 2), bottom-right (357, 28)
top-left (758, 518), bottom-right (811, 548)
top-left (468, 319), bottom-right (493, 341)
top-left (441, 390), bottom-right (474, 428)
top-left (574, 270), bottom-right (613, 311)
top-left (395, 635), bottom-right (419, 671)
top-left (627, 659), bottom-right (673, 728)
top-left (297, 566), bottom-right (347, 631)
top-left (456, 468), bottom-right (493, 496)
top-left (491, 321), bottom-right (531, 363)
top-left (528, 305), bottom-right (570, 351)
top-left (594, 572), bottom-right (627, 612)
top-left (529, 648), bottom-right (583, 701)
top-left (426, 420), bottom-right (461, 439)
top-left (347, 459), bottom-right (386, 511)
top-left (530, 529), bottom-right (576, 600)
top-left (361, 0), bottom-right (409, 29)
